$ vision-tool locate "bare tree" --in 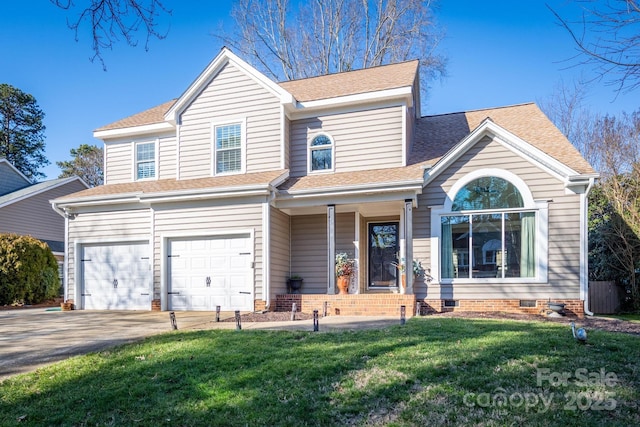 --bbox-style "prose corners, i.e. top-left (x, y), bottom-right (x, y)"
top-left (549, 0), bottom-right (640, 93)
top-left (539, 80), bottom-right (601, 169)
top-left (50, 0), bottom-right (171, 70)
top-left (219, 0), bottom-right (446, 85)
